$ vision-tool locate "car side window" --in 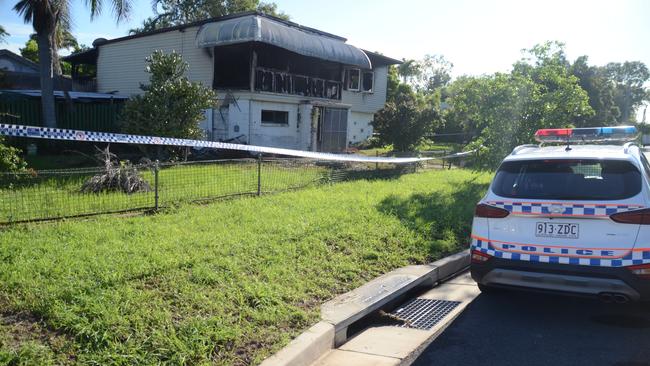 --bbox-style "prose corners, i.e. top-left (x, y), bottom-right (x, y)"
top-left (640, 154), bottom-right (650, 182)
